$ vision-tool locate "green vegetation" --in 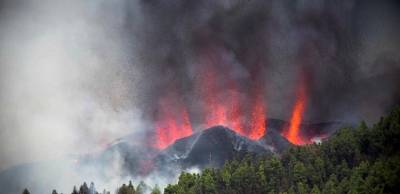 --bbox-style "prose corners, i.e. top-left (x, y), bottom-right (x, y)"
top-left (164, 107), bottom-right (400, 194)
top-left (22, 107), bottom-right (400, 194)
